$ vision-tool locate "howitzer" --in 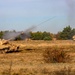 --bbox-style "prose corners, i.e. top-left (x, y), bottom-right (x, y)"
top-left (0, 39), bottom-right (20, 53)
